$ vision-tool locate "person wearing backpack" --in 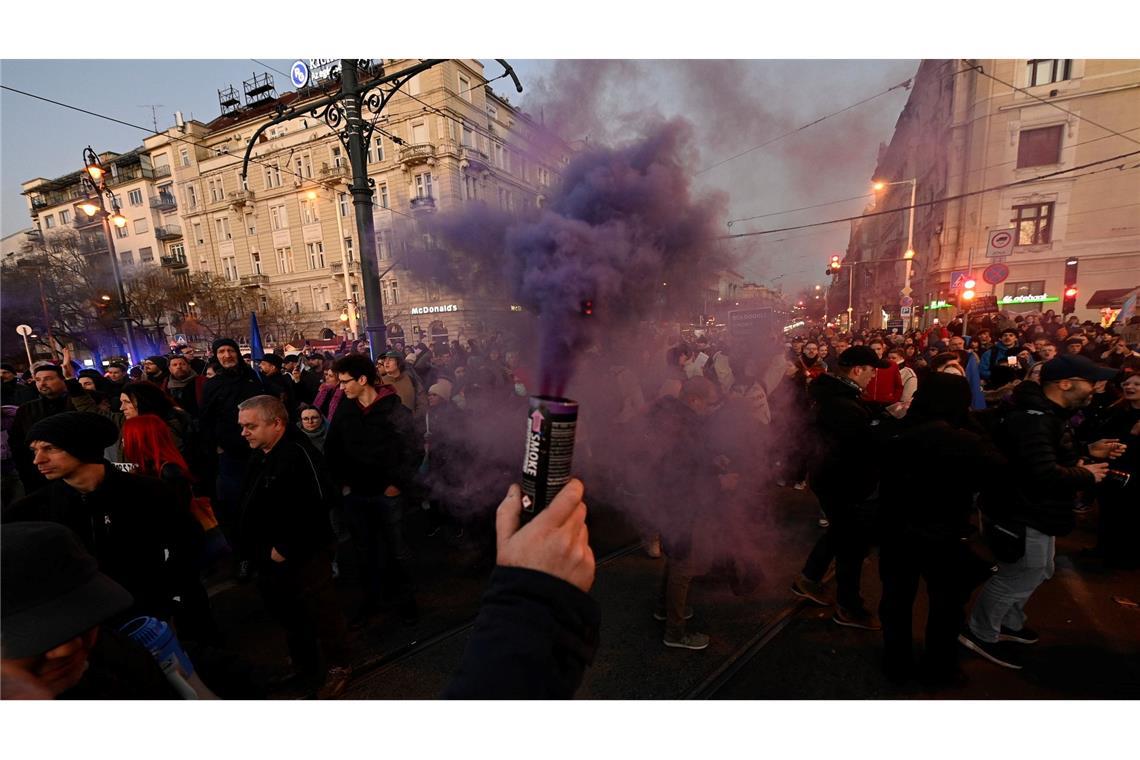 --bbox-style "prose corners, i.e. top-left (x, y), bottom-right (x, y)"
top-left (960, 356), bottom-right (1124, 669)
